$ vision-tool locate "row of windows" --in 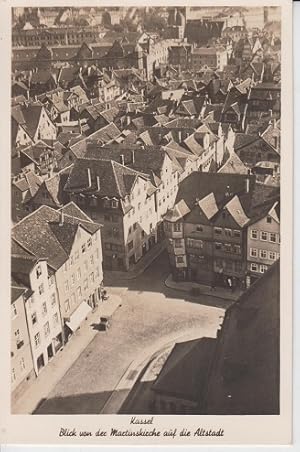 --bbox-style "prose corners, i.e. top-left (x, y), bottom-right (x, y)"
top-left (215, 259), bottom-right (243, 272)
top-left (65, 238), bottom-right (97, 270)
top-left (64, 268), bottom-right (100, 312)
top-left (250, 248), bottom-right (280, 260)
top-left (34, 313), bottom-right (59, 348)
top-left (215, 242), bottom-right (241, 254)
top-left (250, 230), bottom-right (279, 243)
top-left (214, 227), bottom-right (241, 238)
top-left (31, 294), bottom-right (56, 325)
top-left (64, 252), bottom-right (99, 291)
top-left (250, 263), bottom-right (269, 273)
